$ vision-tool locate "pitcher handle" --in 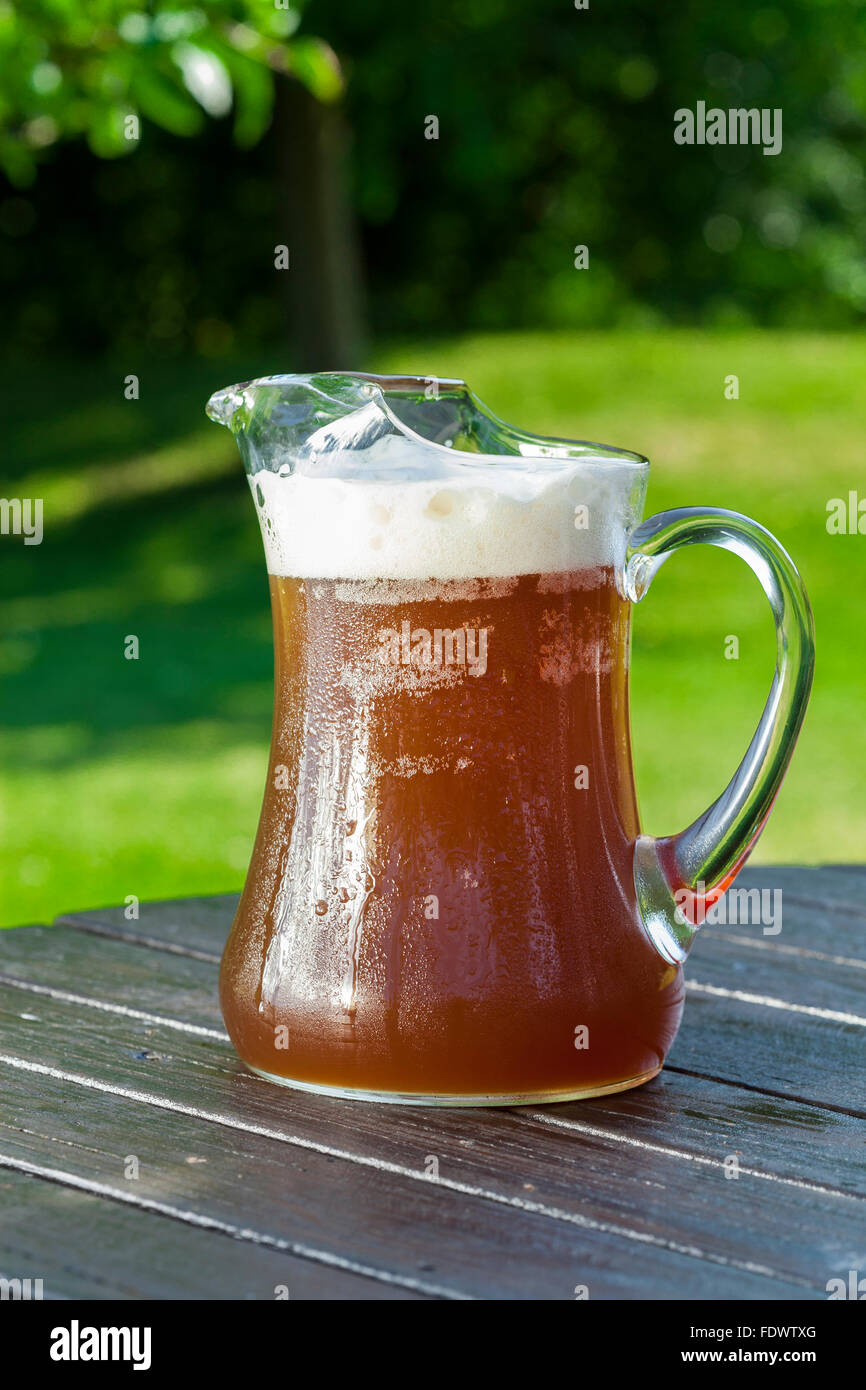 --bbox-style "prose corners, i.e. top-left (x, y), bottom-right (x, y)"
top-left (625, 507), bottom-right (815, 964)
